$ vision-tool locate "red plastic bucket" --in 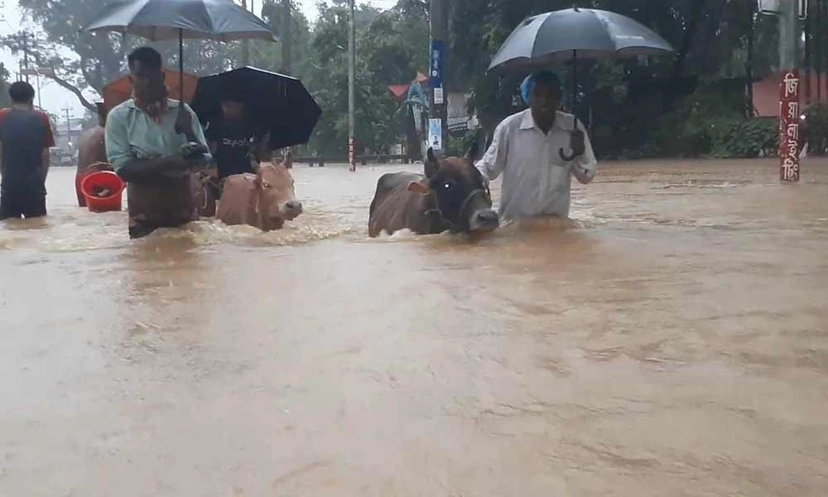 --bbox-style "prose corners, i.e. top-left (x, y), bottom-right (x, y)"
top-left (81, 171), bottom-right (125, 213)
